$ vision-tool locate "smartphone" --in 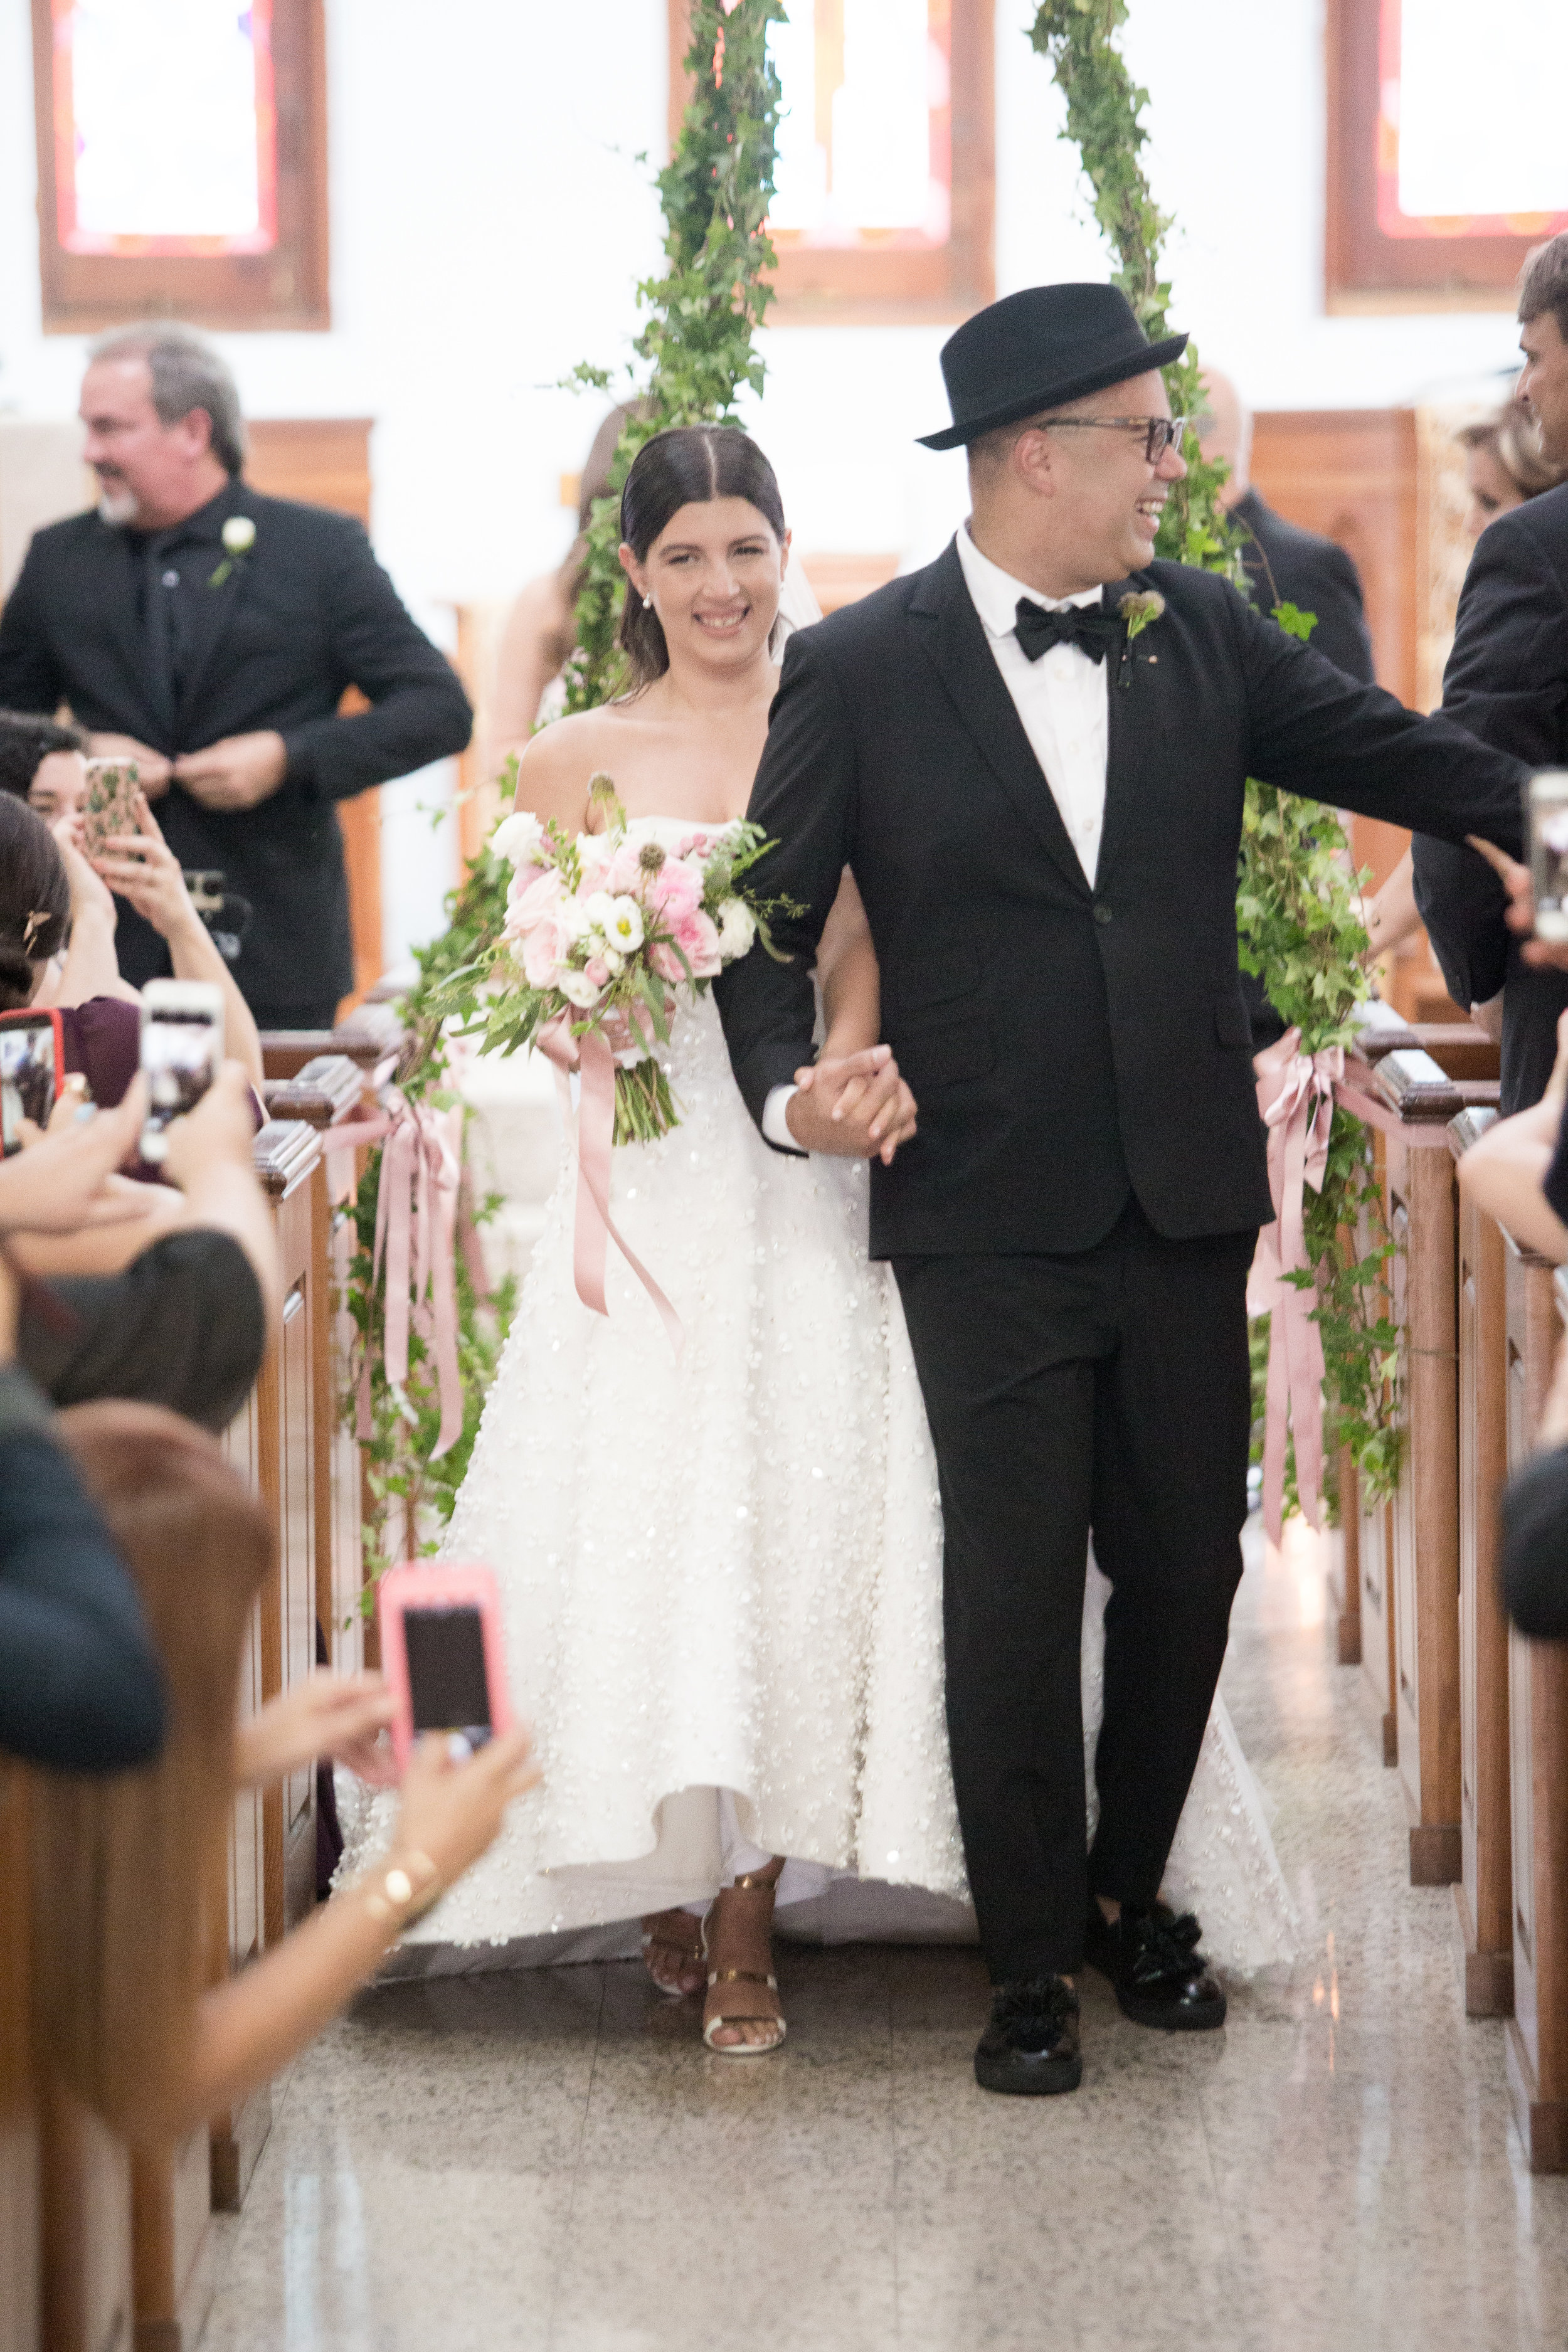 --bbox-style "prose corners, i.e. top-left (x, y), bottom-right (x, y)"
top-left (378, 1561), bottom-right (513, 1774)
top-left (139, 977), bottom-right (223, 1163)
top-left (0, 1008), bottom-right (63, 1157)
top-left (82, 758), bottom-right (142, 860)
top-left (1529, 771), bottom-right (1568, 945)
